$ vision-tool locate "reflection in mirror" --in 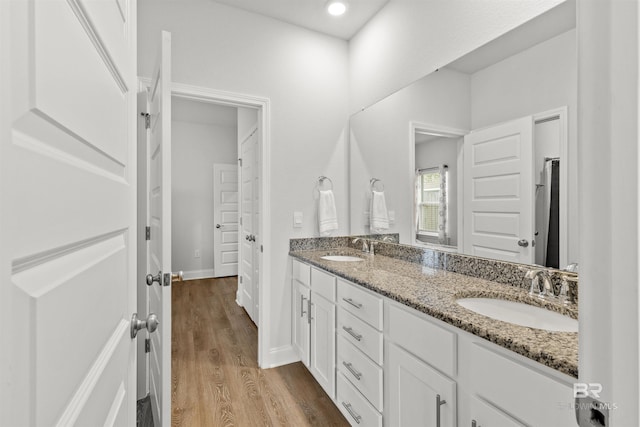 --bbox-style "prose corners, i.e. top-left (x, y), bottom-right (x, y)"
top-left (349, 0), bottom-right (577, 269)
